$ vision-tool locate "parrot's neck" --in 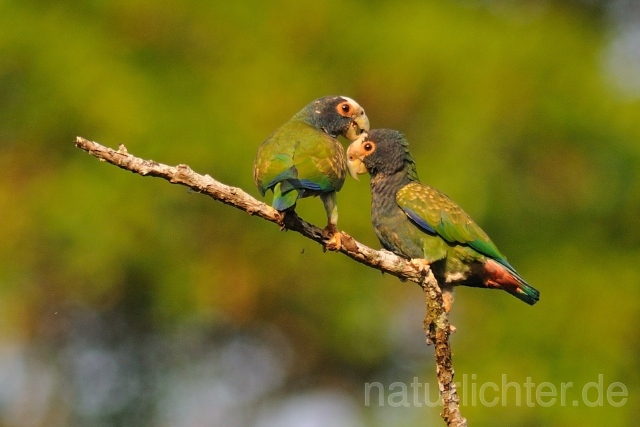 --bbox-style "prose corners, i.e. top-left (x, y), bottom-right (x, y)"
top-left (370, 170), bottom-right (414, 209)
top-left (294, 108), bottom-right (337, 136)
top-left (293, 111), bottom-right (316, 127)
